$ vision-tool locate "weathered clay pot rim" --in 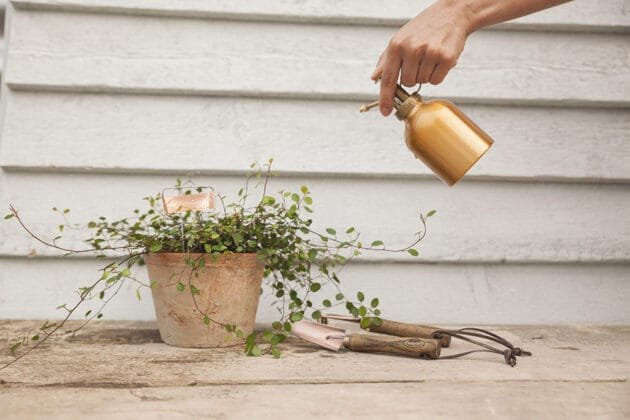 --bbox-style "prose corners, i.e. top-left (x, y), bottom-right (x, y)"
top-left (143, 252), bottom-right (263, 268)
